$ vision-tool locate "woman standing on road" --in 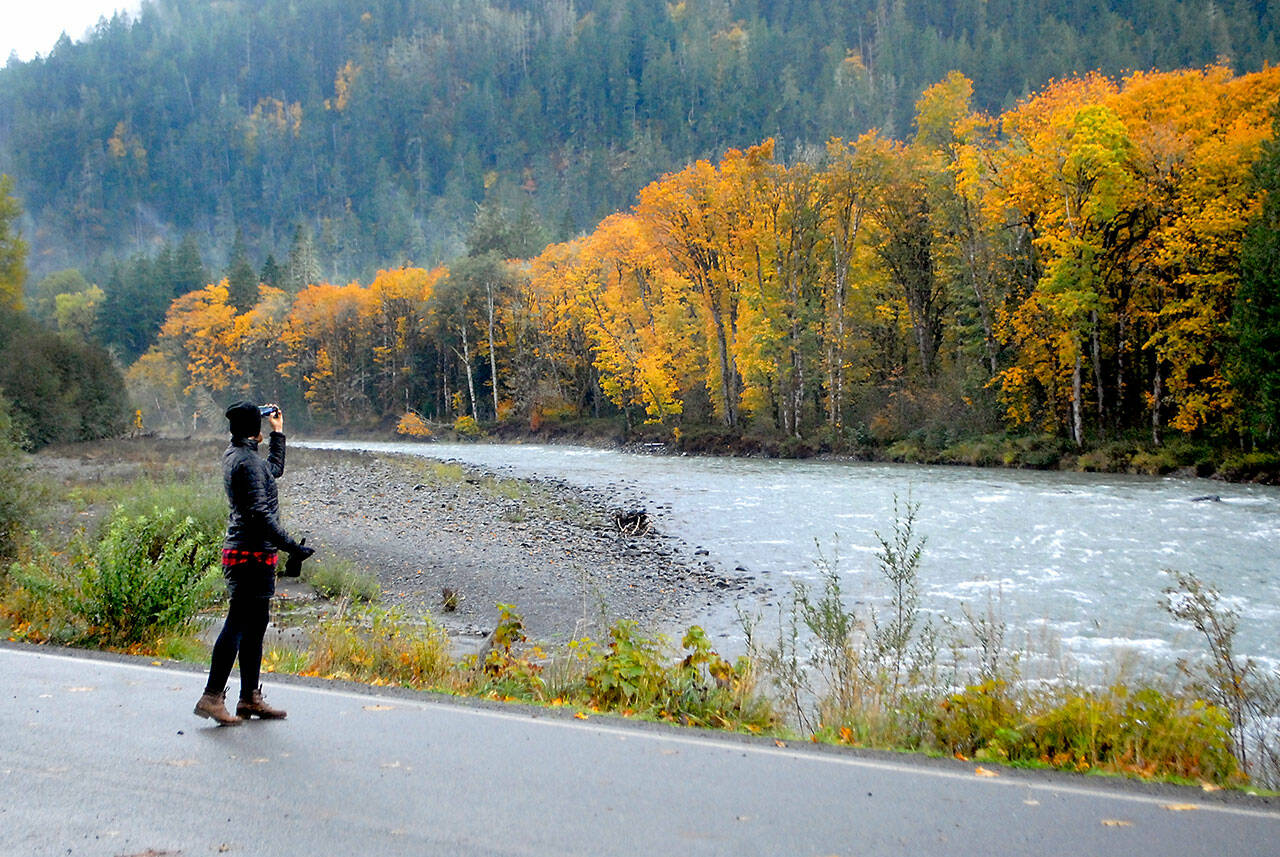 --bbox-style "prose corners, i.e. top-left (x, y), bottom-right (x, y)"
top-left (194, 401), bottom-right (314, 726)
